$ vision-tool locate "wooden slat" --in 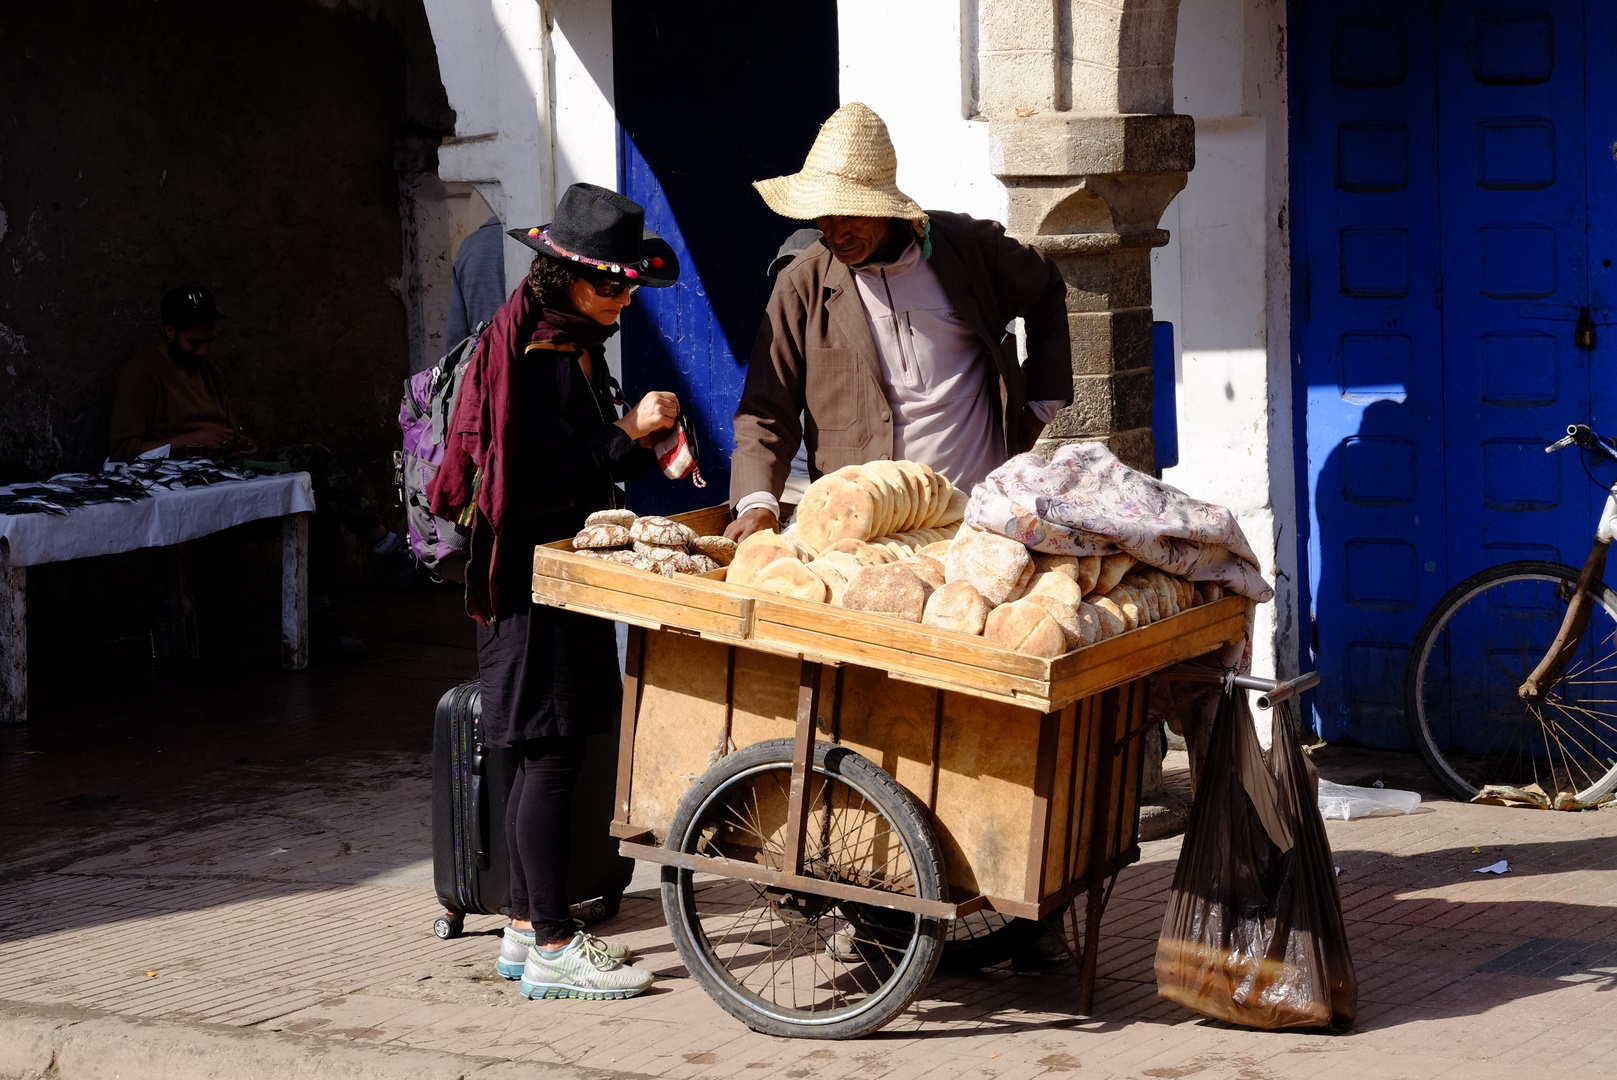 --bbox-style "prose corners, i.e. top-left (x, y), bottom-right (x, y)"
top-left (780, 661), bottom-right (823, 877)
top-left (614, 625), bottom-right (646, 829)
top-left (1045, 596), bottom-right (1248, 706)
top-left (1024, 709), bottom-right (1064, 901)
top-left (753, 595), bottom-right (1052, 680)
top-left (533, 575), bottom-right (752, 640)
top-left (533, 547), bottom-right (752, 617)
